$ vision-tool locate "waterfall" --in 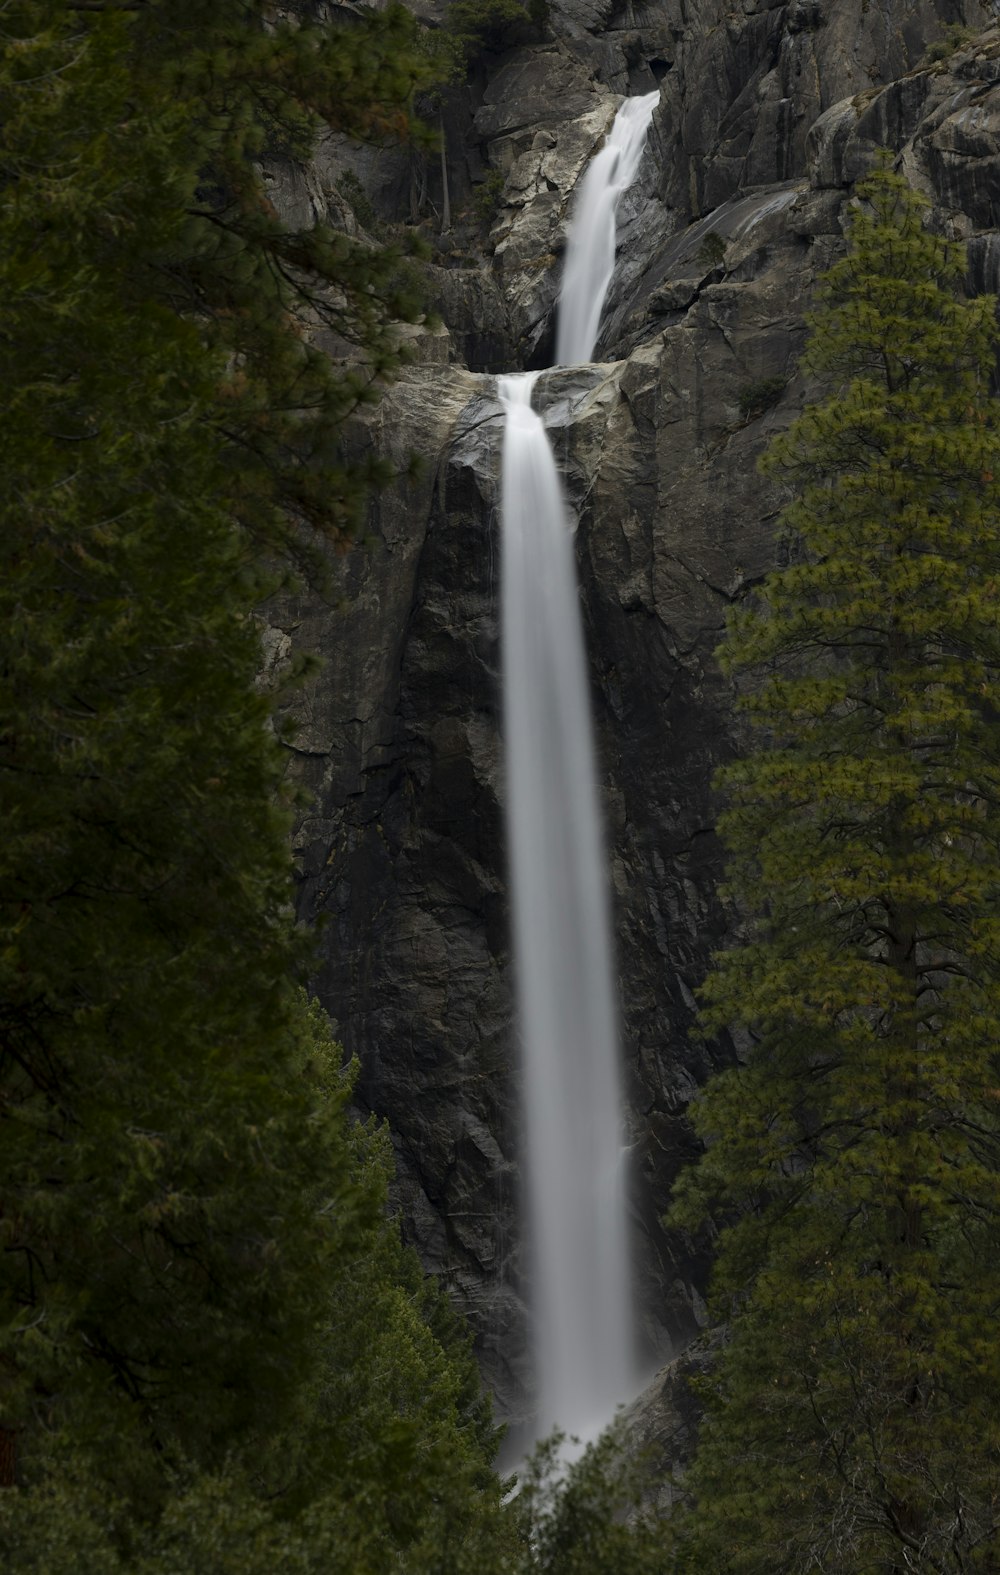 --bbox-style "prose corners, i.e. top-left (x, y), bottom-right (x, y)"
top-left (555, 90), bottom-right (659, 367)
top-left (500, 93), bottom-right (658, 1446)
top-left (500, 372), bottom-right (631, 1443)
